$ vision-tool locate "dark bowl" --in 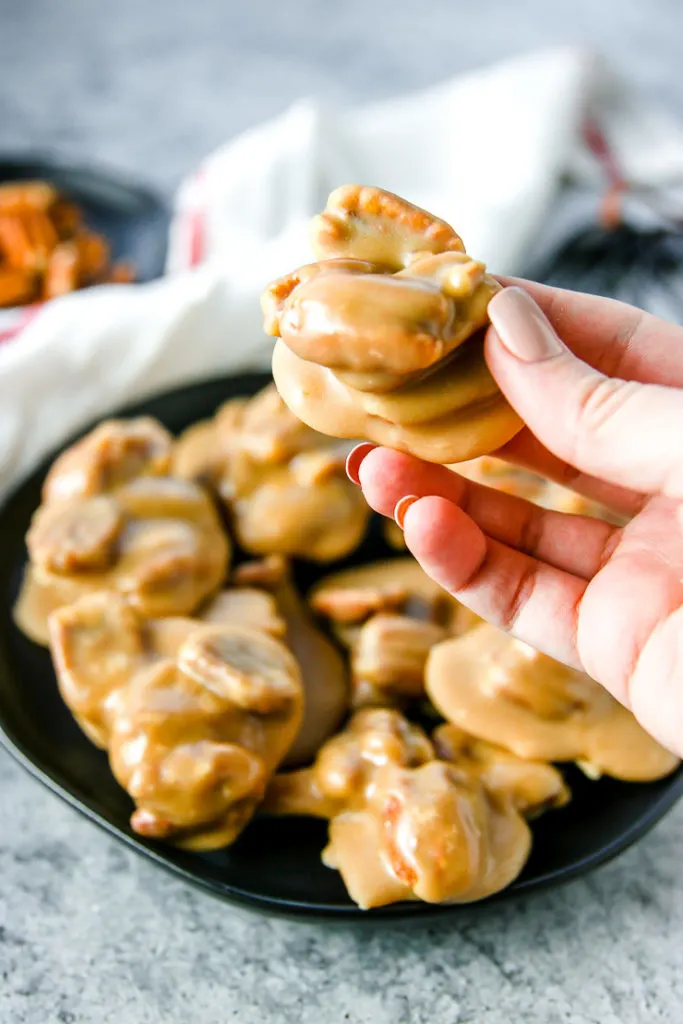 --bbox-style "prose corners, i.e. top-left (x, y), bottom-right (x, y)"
top-left (1, 372), bottom-right (681, 921)
top-left (0, 153), bottom-right (169, 287)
